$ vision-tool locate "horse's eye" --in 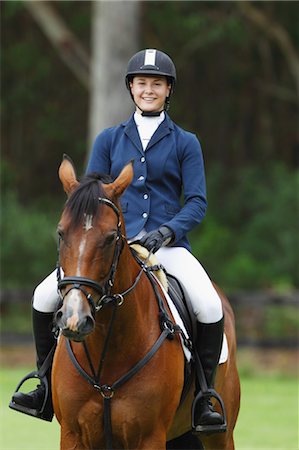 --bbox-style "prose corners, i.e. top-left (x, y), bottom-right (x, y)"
top-left (57, 227), bottom-right (64, 241)
top-left (105, 232), bottom-right (116, 247)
